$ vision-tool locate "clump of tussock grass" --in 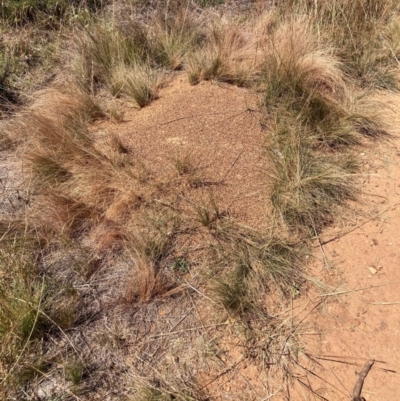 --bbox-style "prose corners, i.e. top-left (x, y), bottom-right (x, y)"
top-left (211, 219), bottom-right (306, 316)
top-left (150, 4), bottom-right (206, 71)
top-left (65, 359), bottom-right (86, 386)
top-left (110, 64), bottom-right (163, 107)
top-left (172, 150), bottom-right (196, 176)
top-left (74, 3), bottom-right (204, 104)
top-left (75, 23), bottom-right (151, 91)
top-left (195, 197), bottom-right (225, 229)
top-left (259, 18), bottom-right (389, 235)
top-left (0, 222), bottom-right (83, 397)
top-left (262, 20), bottom-right (349, 116)
top-left (266, 122), bottom-right (358, 233)
top-left (0, 233), bottom-right (45, 370)
top-left (74, 23), bottom-right (164, 106)
top-left (1, 0), bottom-right (103, 28)
top-left (126, 210), bottom-right (181, 302)
top-left (273, 0), bottom-right (400, 88)
top-left (186, 15), bottom-right (274, 86)
top-left (16, 88), bottom-right (142, 236)
top-left (0, 44), bottom-right (25, 118)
